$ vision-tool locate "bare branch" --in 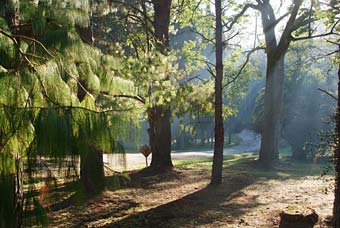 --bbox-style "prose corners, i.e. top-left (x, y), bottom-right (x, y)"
top-left (101, 93), bottom-right (145, 104)
top-left (223, 46), bottom-right (264, 88)
top-left (225, 3), bottom-right (261, 31)
top-left (291, 18), bottom-right (340, 41)
top-left (190, 28), bottom-right (215, 44)
top-left (318, 88), bottom-right (337, 101)
top-left (0, 102), bottom-right (134, 114)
